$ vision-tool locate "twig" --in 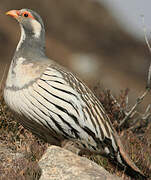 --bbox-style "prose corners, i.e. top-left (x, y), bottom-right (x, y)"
top-left (128, 104), bottom-right (151, 132)
top-left (142, 104), bottom-right (151, 120)
top-left (146, 63), bottom-right (151, 89)
top-left (119, 15), bottom-right (151, 128)
top-left (110, 94), bottom-right (124, 113)
top-left (141, 14), bottom-right (151, 53)
top-left (141, 14), bottom-right (151, 89)
top-left (0, 63), bottom-right (7, 89)
top-left (119, 90), bottom-right (149, 128)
